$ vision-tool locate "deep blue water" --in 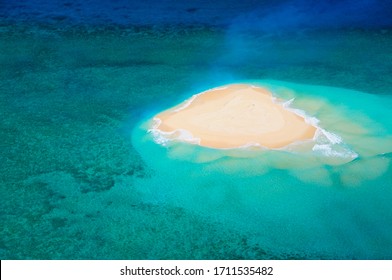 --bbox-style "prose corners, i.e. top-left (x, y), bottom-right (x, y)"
top-left (1, 0), bottom-right (392, 259)
top-left (1, 0), bottom-right (392, 27)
